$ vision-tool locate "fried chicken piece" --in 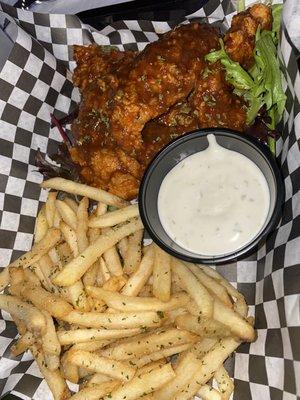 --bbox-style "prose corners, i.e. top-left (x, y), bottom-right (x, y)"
top-left (224, 4), bottom-right (272, 70)
top-left (110, 23), bottom-right (220, 153)
top-left (73, 44), bottom-right (136, 91)
top-left (190, 63), bottom-right (247, 132)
